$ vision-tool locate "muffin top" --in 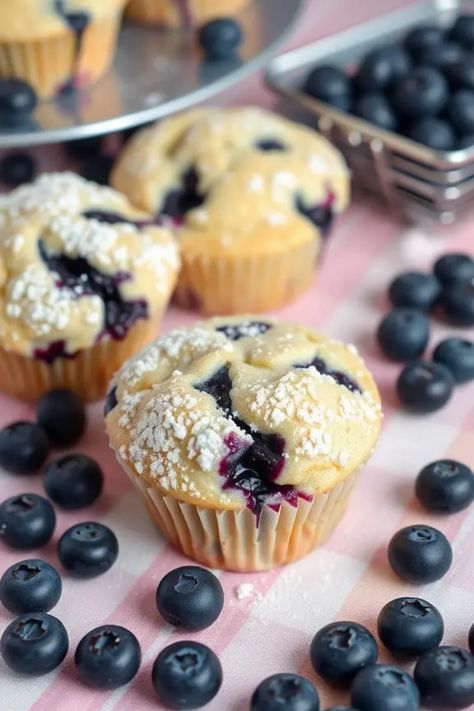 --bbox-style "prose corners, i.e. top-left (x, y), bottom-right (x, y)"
top-left (0, 1), bottom-right (126, 41)
top-left (106, 316), bottom-right (381, 516)
top-left (112, 108), bottom-right (350, 257)
top-left (0, 173), bottom-right (179, 358)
